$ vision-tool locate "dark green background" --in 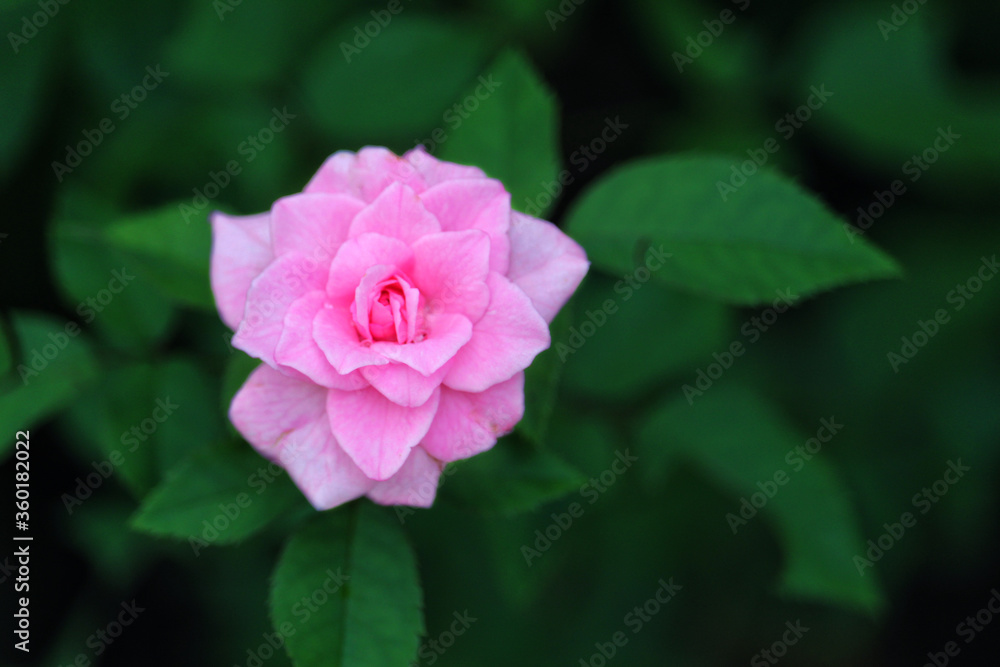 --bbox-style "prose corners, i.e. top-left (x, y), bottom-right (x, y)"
top-left (2, 0), bottom-right (999, 665)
